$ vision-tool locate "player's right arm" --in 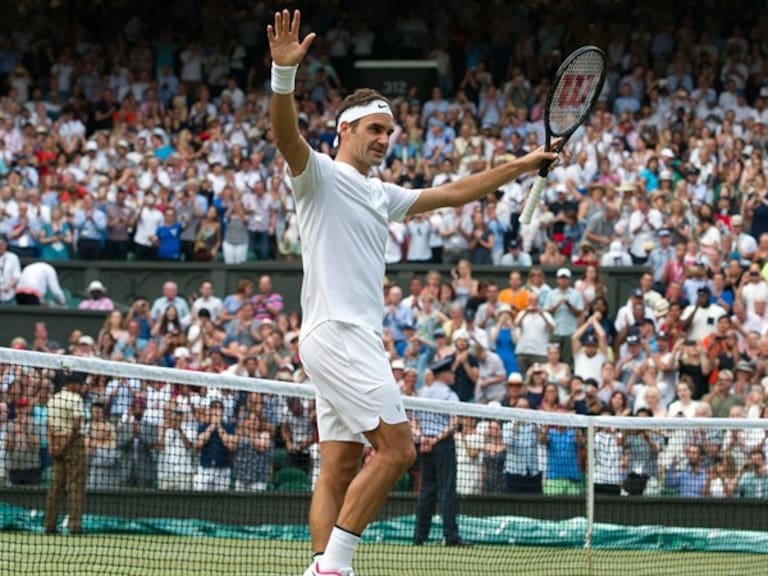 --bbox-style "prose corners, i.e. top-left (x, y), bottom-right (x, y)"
top-left (267, 9), bottom-right (316, 177)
